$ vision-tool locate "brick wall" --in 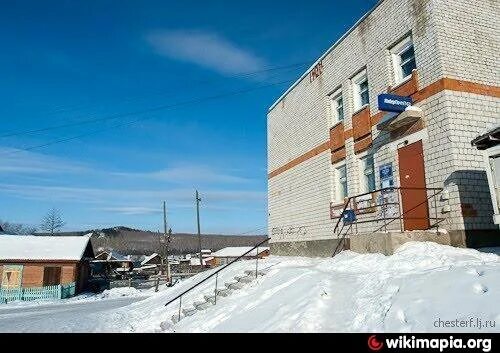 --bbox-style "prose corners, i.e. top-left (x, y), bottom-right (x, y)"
top-left (268, 0), bottom-right (500, 245)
